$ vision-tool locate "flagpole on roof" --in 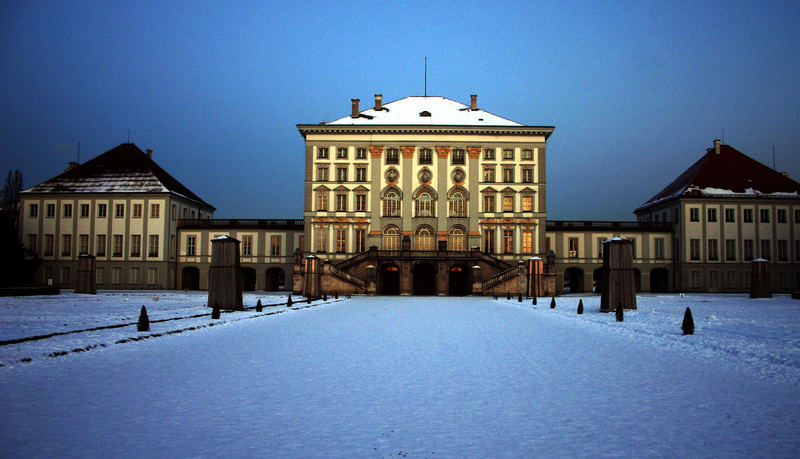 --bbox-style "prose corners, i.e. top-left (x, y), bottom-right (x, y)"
top-left (424, 56), bottom-right (427, 97)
